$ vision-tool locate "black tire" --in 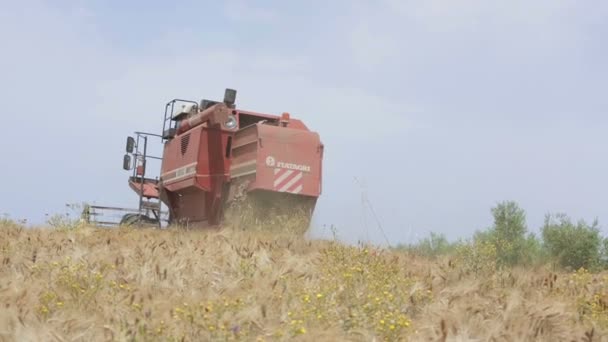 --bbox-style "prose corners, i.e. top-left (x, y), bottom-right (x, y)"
top-left (119, 213), bottom-right (159, 227)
